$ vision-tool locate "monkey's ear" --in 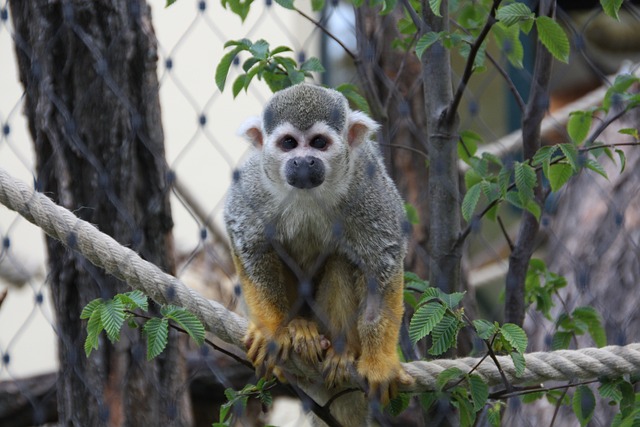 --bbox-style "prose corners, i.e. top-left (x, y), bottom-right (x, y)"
top-left (347, 111), bottom-right (380, 147)
top-left (238, 116), bottom-right (264, 147)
